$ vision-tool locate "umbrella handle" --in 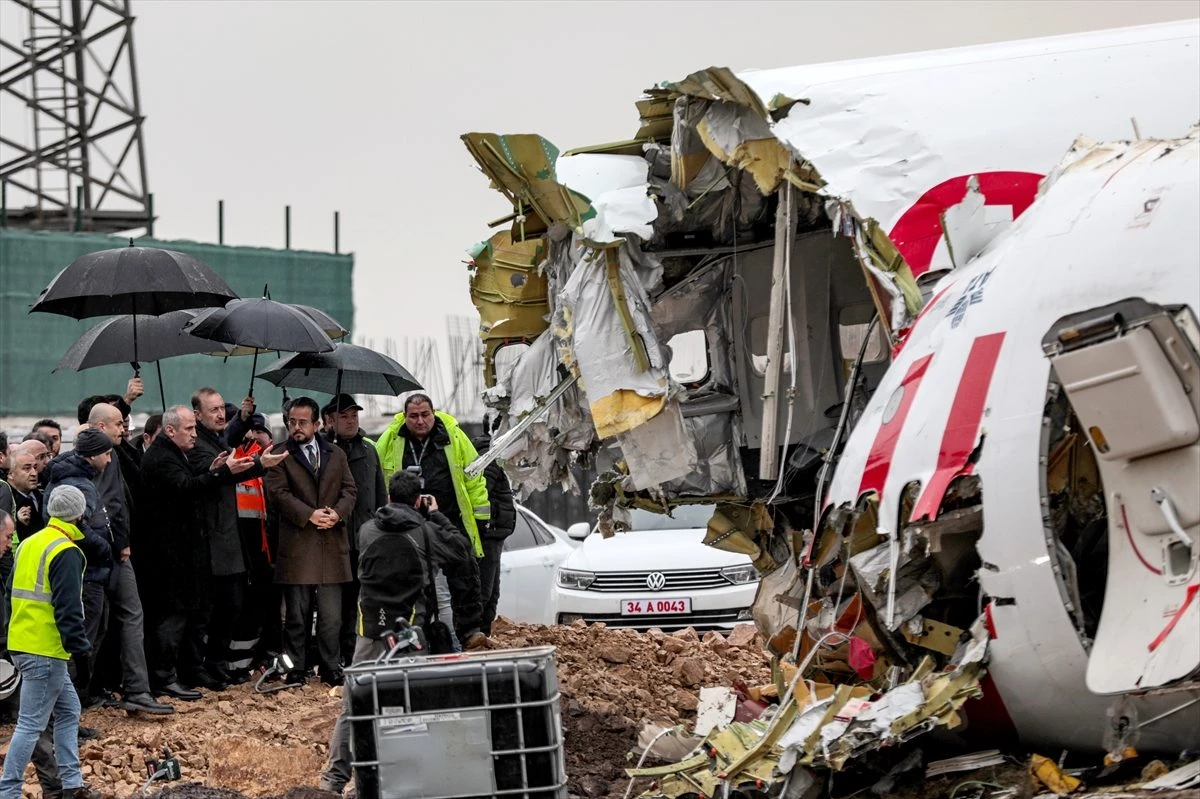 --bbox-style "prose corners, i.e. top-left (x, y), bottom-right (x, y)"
top-left (130, 360), bottom-right (142, 378)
